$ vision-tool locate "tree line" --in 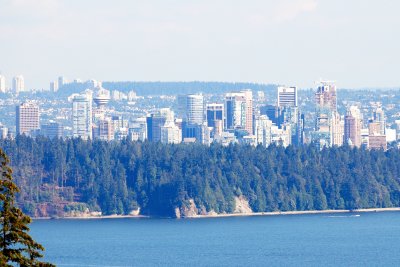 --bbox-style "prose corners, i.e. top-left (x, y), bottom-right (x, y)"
top-left (1, 136), bottom-right (400, 217)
